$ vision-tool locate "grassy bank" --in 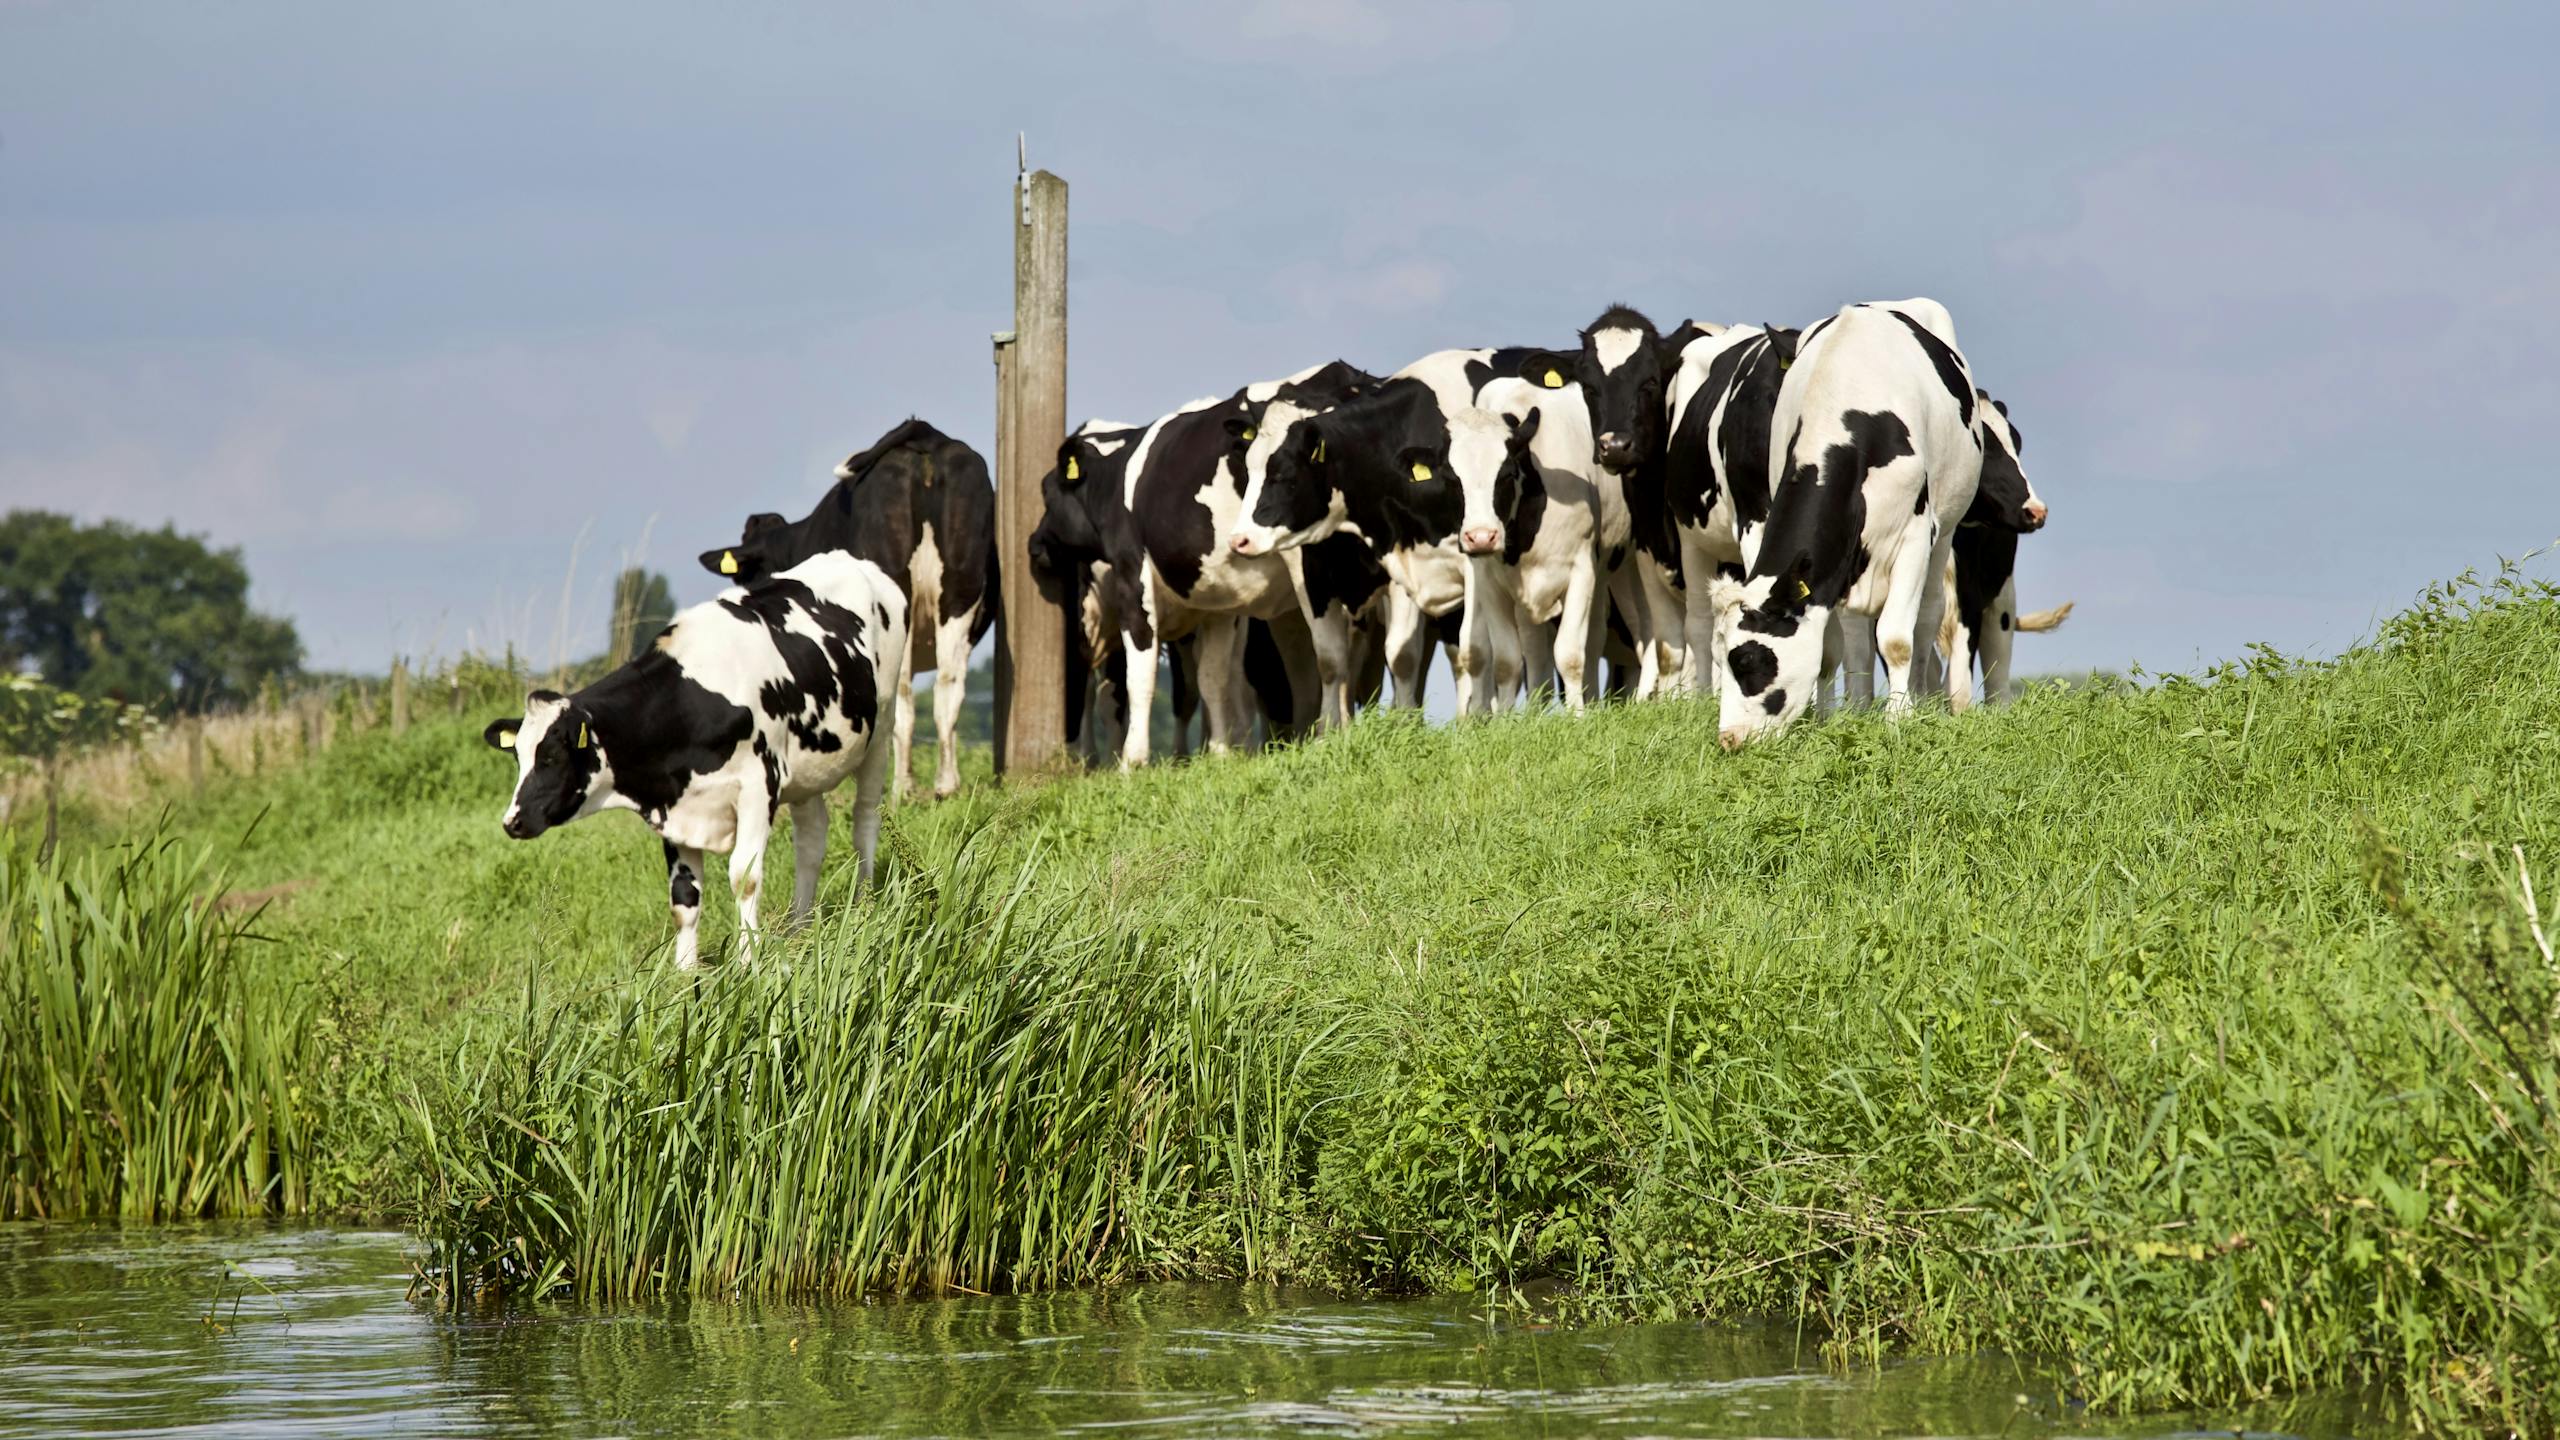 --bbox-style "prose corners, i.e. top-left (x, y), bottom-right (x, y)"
top-left (5, 562), bottom-right (2558, 1431)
